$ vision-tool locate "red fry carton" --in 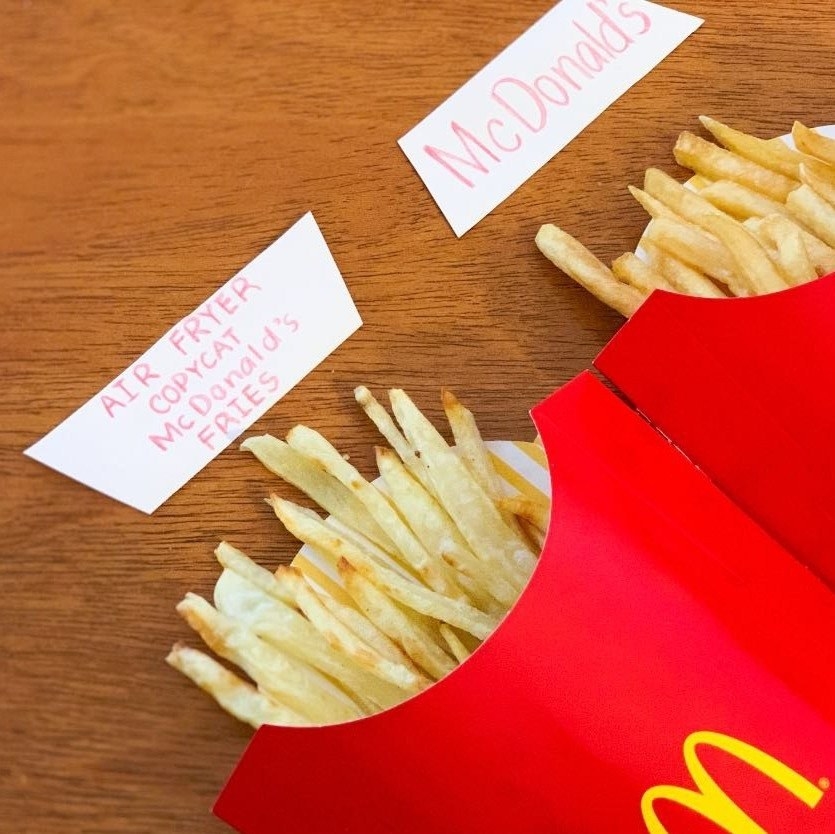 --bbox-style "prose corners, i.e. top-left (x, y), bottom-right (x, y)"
top-left (214, 276), bottom-right (835, 834)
